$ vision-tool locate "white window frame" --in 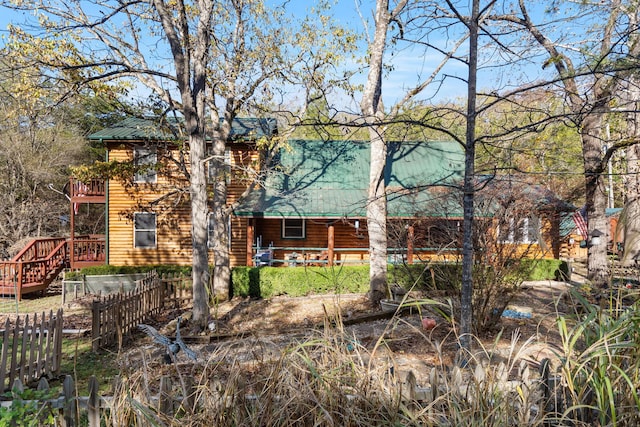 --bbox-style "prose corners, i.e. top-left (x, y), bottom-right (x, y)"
top-left (499, 216), bottom-right (540, 244)
top-left (134, 146), bottom-right (157, 183)
top-left (208, 213), bottom-right (232, 249)
top-left (133, 212), bottom-right (157, 248)
top-left (282, 218), bottom-right (305, 239)
top-left (207, 147), bottom-right (231, 184)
